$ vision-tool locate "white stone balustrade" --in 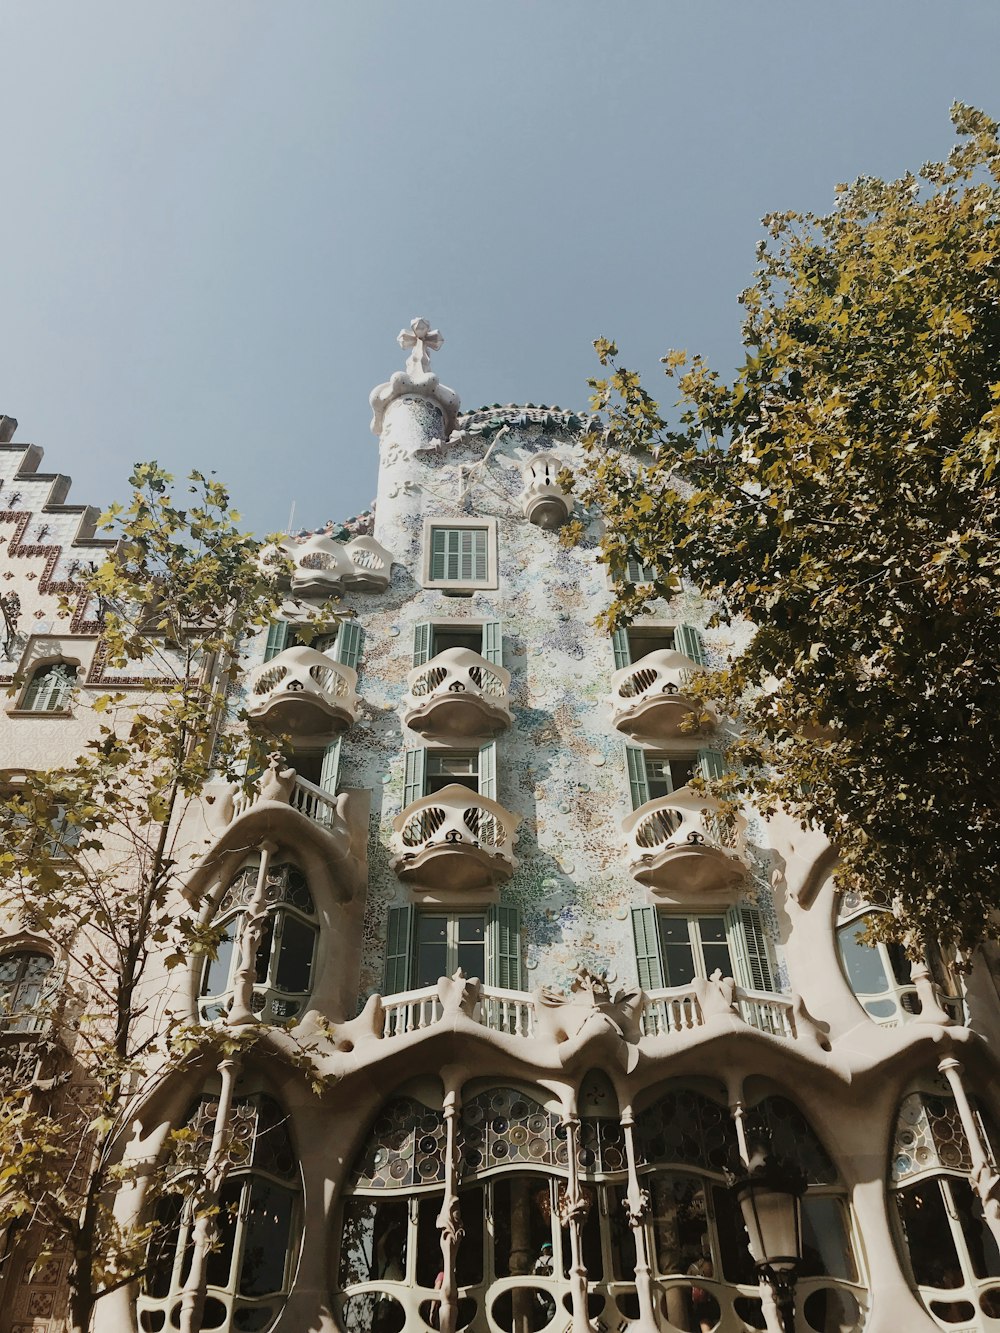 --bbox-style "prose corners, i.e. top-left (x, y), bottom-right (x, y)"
top-left (390, 784), bottom-right (520, 892)
top-left (402, 647), bottom-right (512, 741)
top-left (231, 772), bottom-right (341, 830)
top-left (247, 645), bottom-right (358, 736)
top-left (520, 451), bottom-right (573, 529)
top-left (379, 980), bottom-right (799, 1044)
top-left (259, 533), bottom-right (393, 595)
top-left (610, 649), bottom-right (708, 742)
top-left (622, 788), bottom-right (747, 896)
